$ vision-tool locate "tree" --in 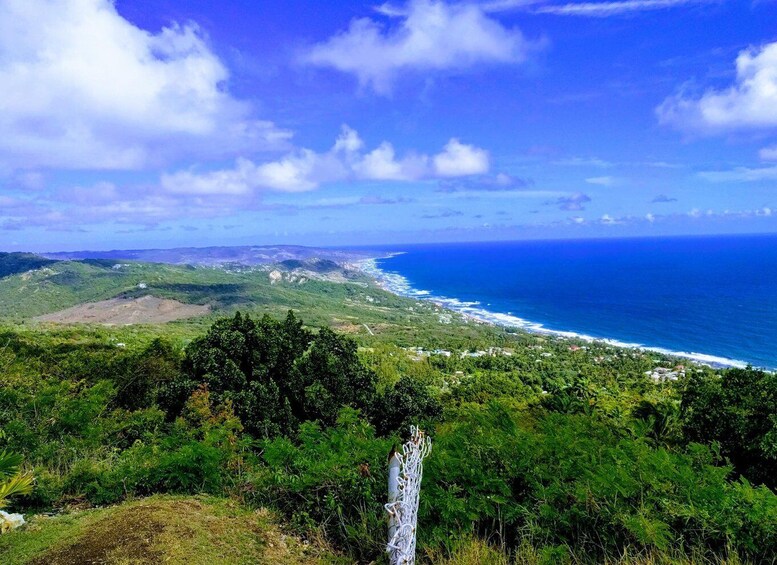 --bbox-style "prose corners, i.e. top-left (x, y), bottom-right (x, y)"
top-left (180, 312), bottom-right (379, 437)
top-left (371, 376), bottom-right (442, 436)
top-left (116, 338), bottom-right (182, 411)
top-left (295, 327), bottom-right (378, 428)
top-left (681, 367), bottom-right (777, 487)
